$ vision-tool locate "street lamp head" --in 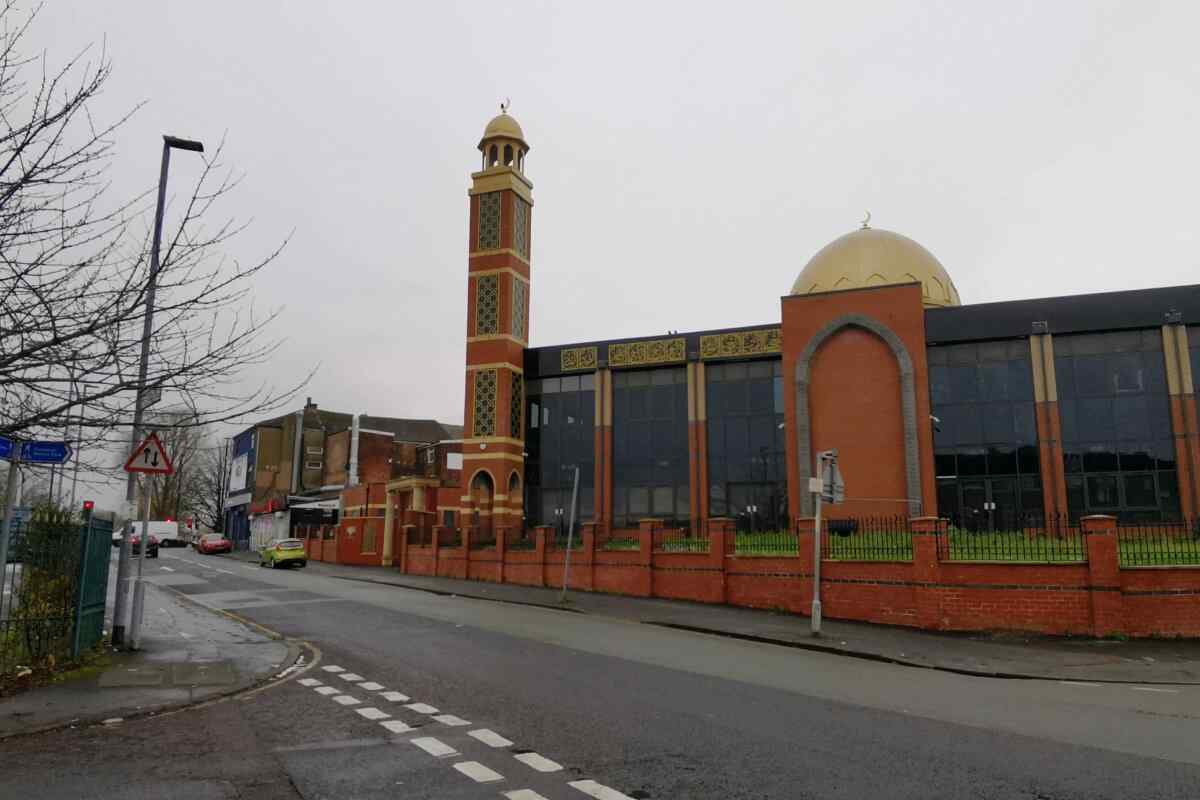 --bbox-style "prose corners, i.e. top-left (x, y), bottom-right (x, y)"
top-left (163, 135), bottom-right (204, 153)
